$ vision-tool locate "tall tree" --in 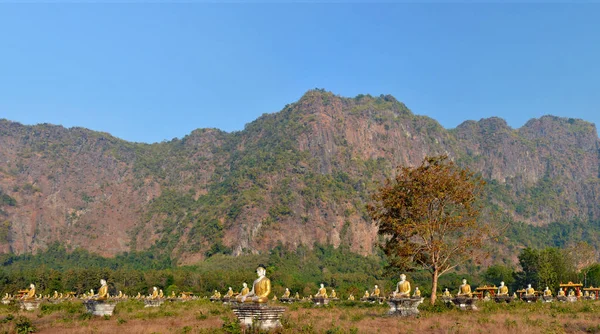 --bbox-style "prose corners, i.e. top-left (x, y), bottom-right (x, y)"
top-left (368, 155), bottom-right (488, 303)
